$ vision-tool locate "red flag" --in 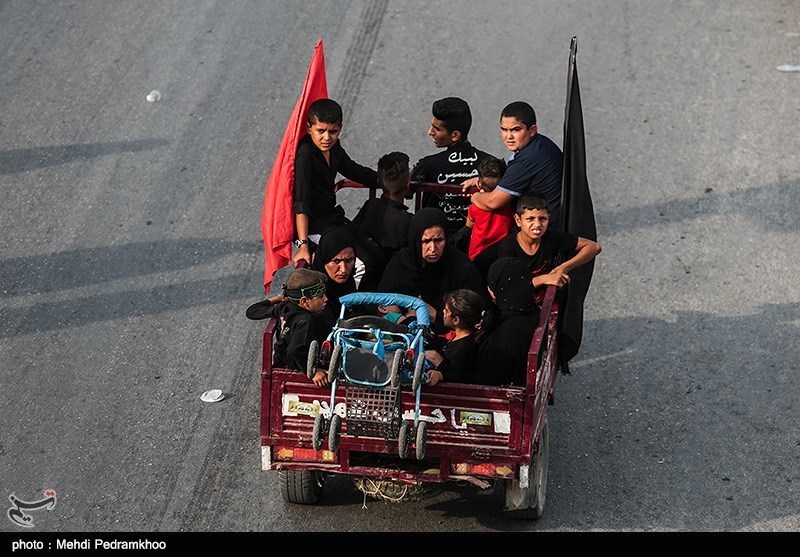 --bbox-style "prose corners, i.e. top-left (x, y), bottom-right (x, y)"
top-left (261, 39), bottom-right (328, 291)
